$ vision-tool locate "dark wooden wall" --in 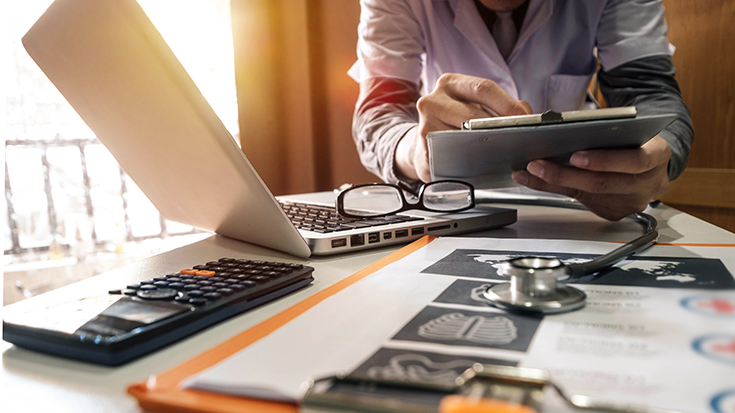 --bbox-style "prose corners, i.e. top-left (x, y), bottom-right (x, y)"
top-left (658, 0), bottom-right (735, 231)
top-left (231, 0), bottom-right (374, 196)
